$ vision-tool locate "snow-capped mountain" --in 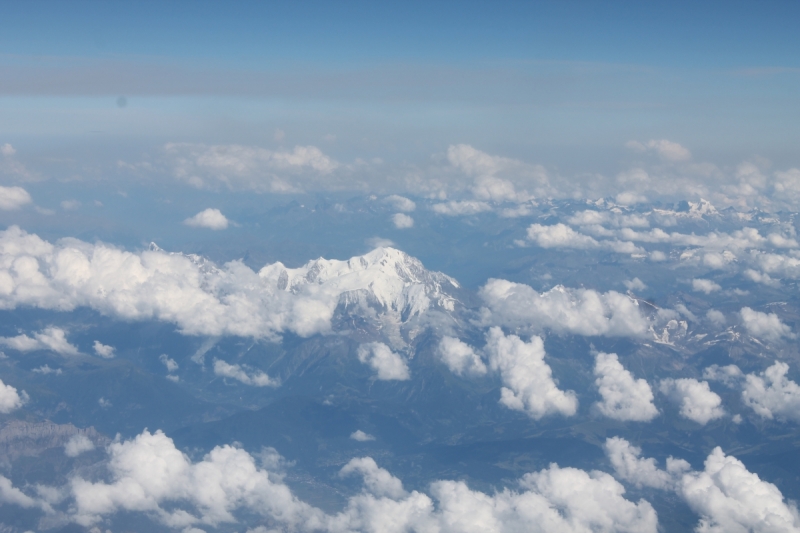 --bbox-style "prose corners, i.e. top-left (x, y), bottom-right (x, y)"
top-left (258, 247), bottom-right (463, 345)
